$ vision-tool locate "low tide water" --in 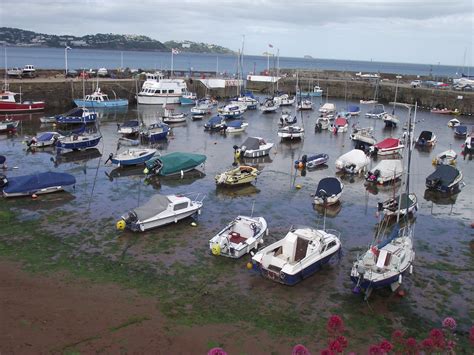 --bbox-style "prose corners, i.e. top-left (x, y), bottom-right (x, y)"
top-left (1, 99), bottom-right (473, 345)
